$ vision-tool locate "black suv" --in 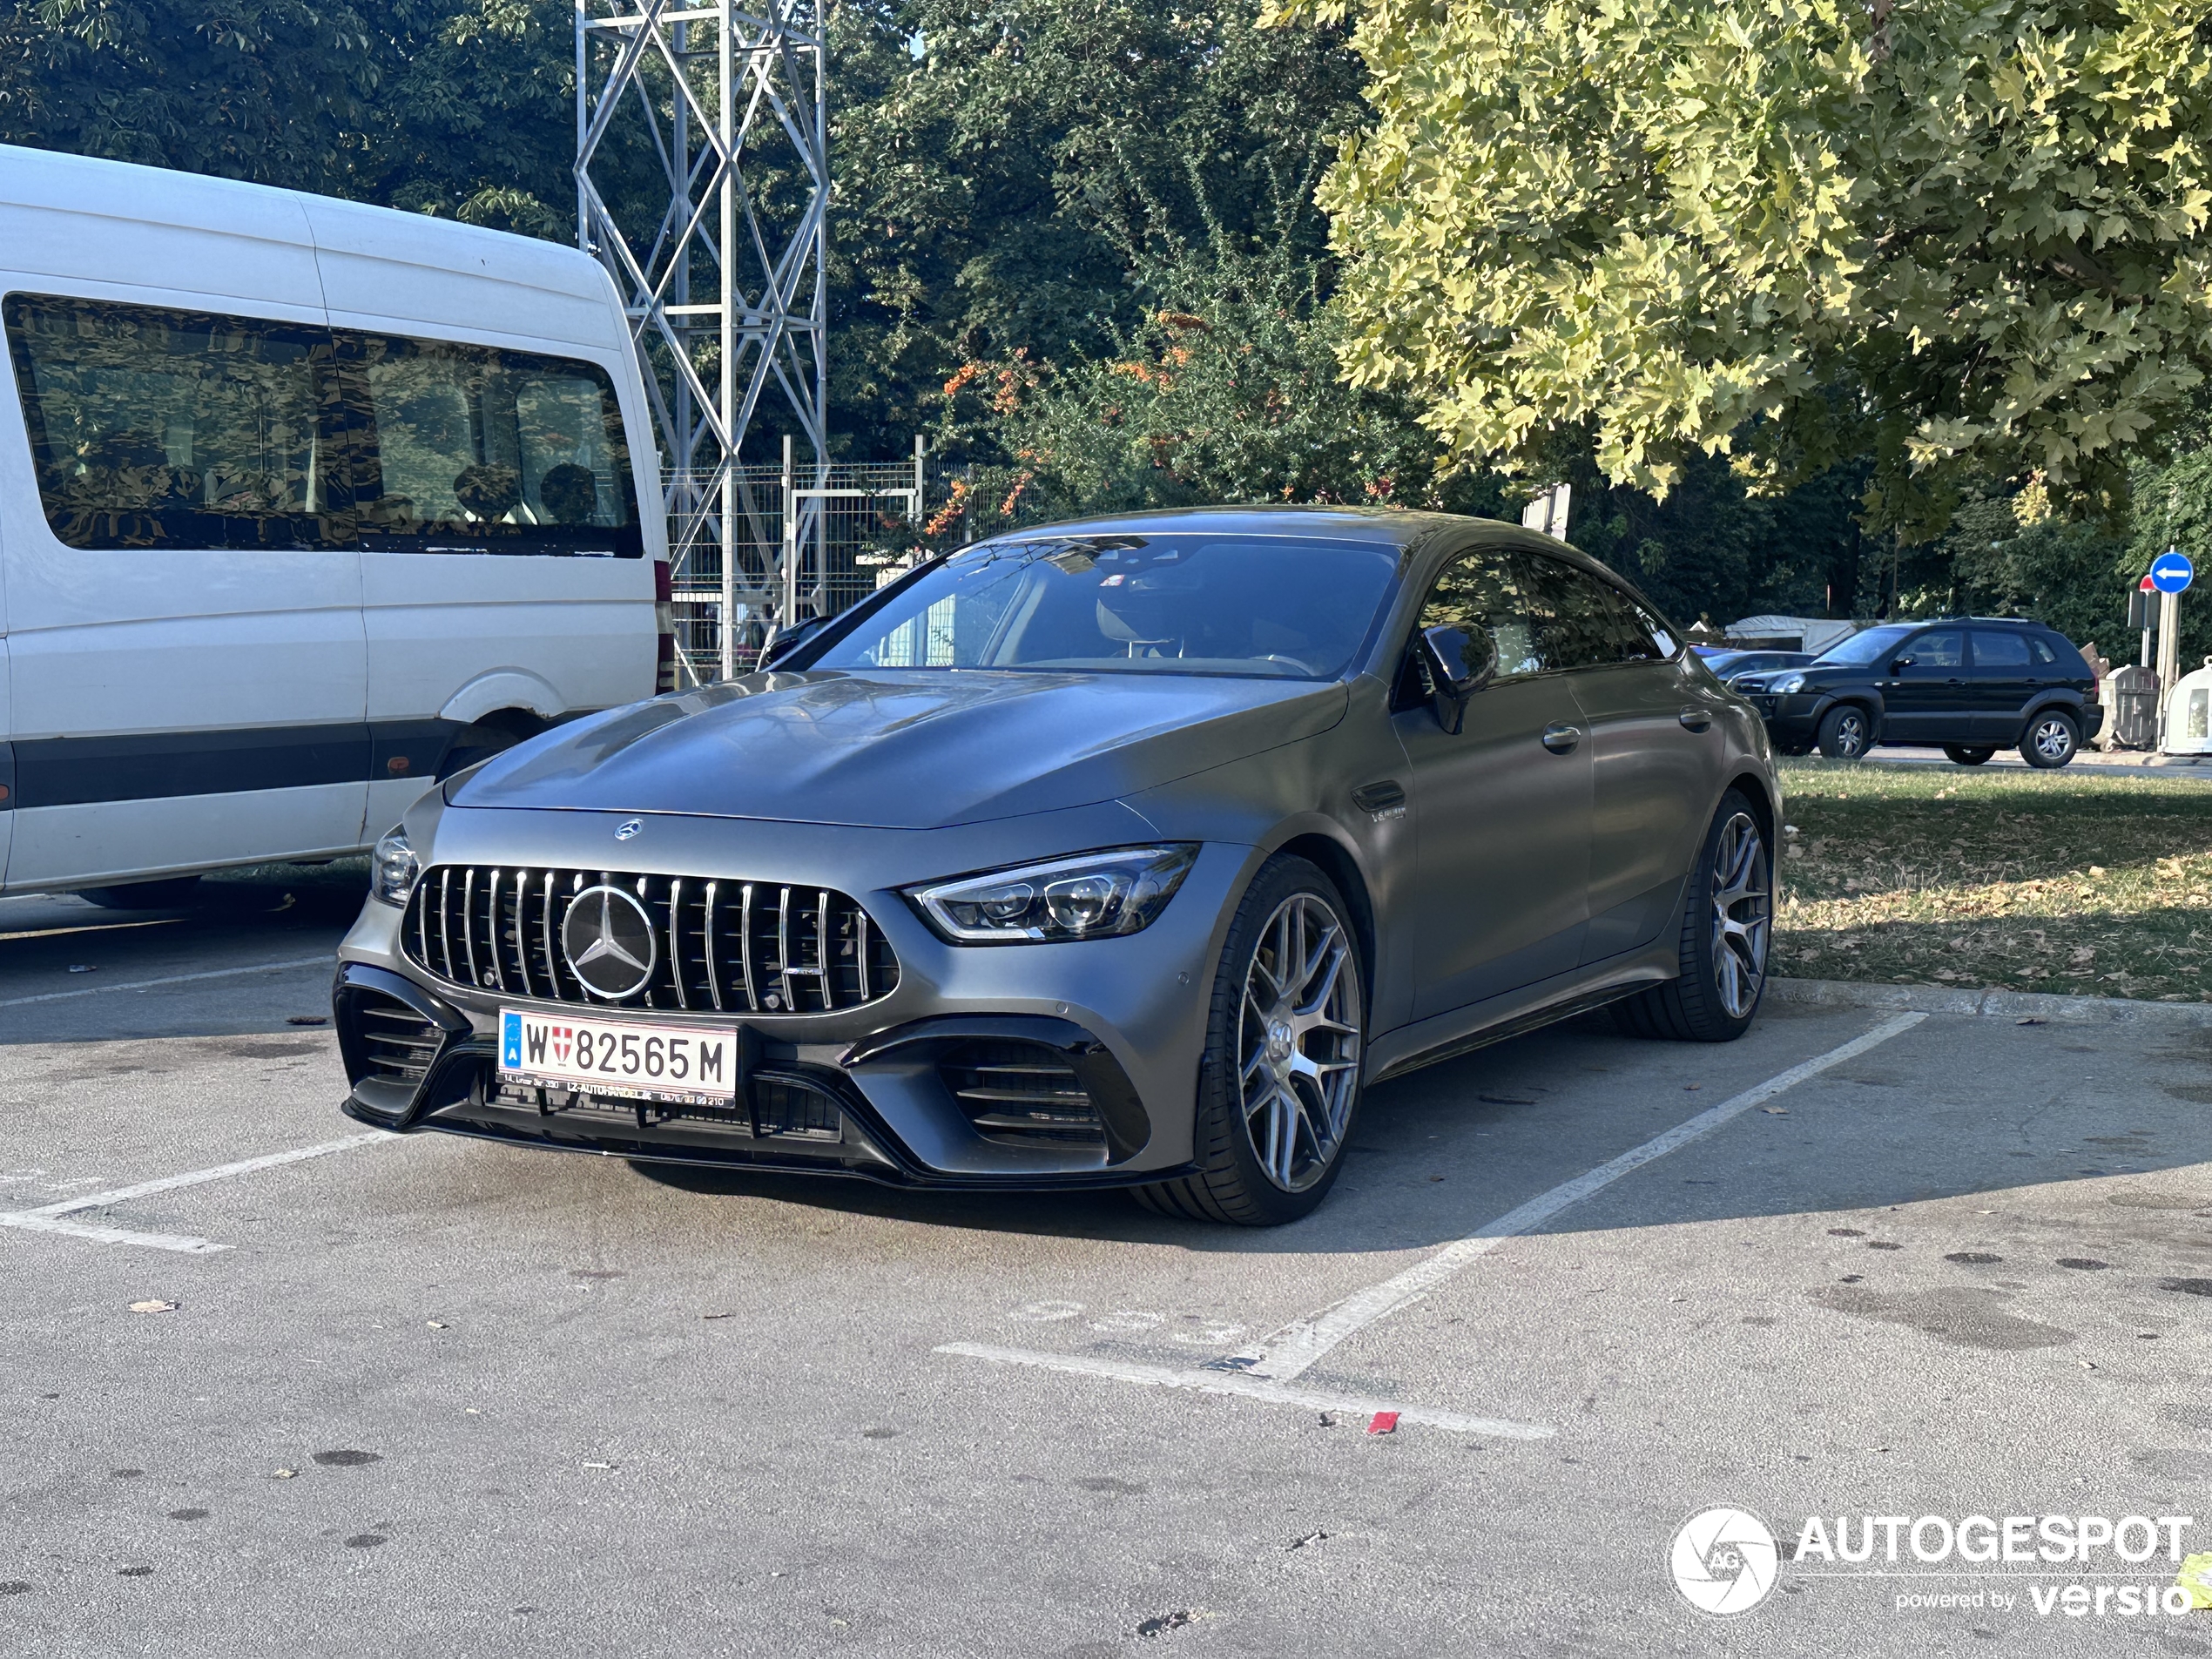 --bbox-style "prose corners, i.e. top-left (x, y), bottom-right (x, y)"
top-left (1735, 618), bottom-right (2103, 767)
